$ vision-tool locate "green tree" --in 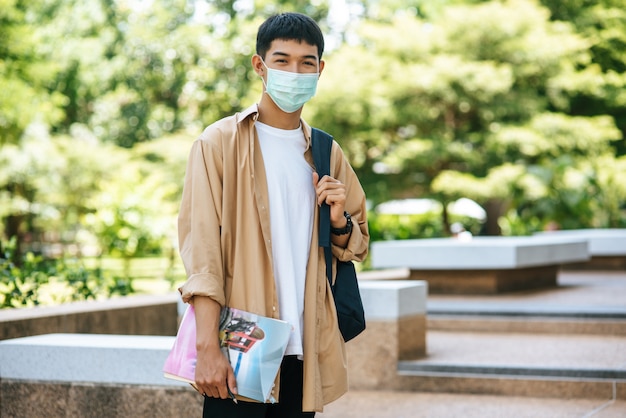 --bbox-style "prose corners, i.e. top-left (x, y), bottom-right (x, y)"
top-left (0, 0), bottom-right (65, 146)
top-left (3, 0), bottom-right (626, 259)
top-left (307, 0), bottom-right (624, 234)
top-left (37, 0), bottom-right (335, 148)
top-left (0, 122), bottom-right (118, 257)
top-left (540, 0), bottom-right (626, 155)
